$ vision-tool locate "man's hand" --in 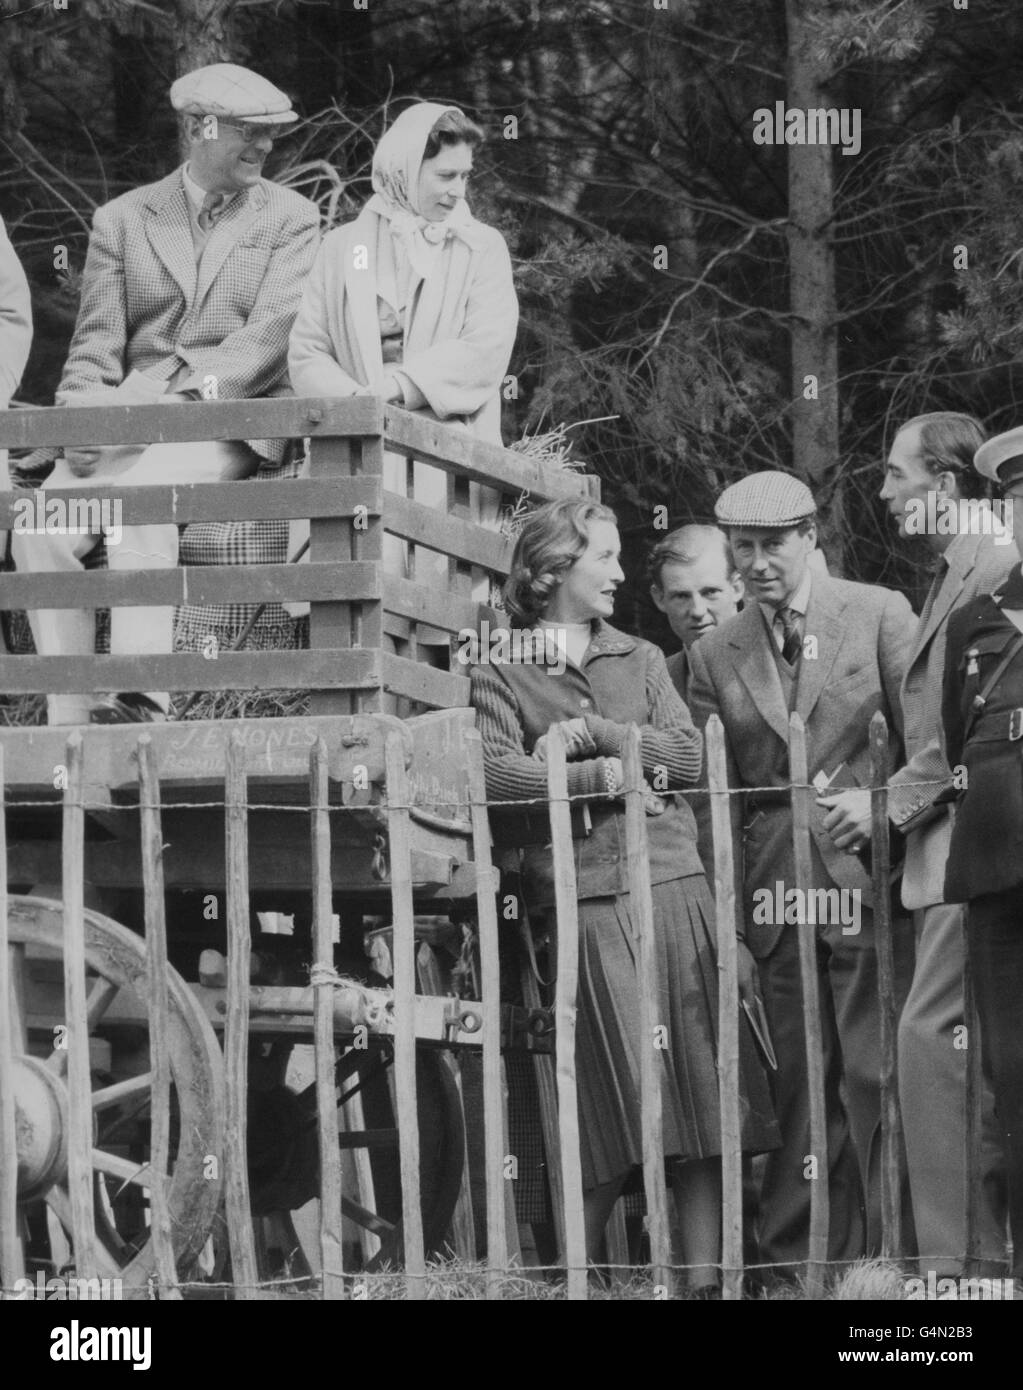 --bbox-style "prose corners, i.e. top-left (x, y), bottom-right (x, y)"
top-left (531, 718), bottom-right (597, 764)
top-left (380, 370), bottom-right (405, 404)
top-left (64, 448), bottom-right (101, 478)
top-left (736, 940), bottom-right (759, 1008)
top-left (817, 786), bottom-right (873, 853)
